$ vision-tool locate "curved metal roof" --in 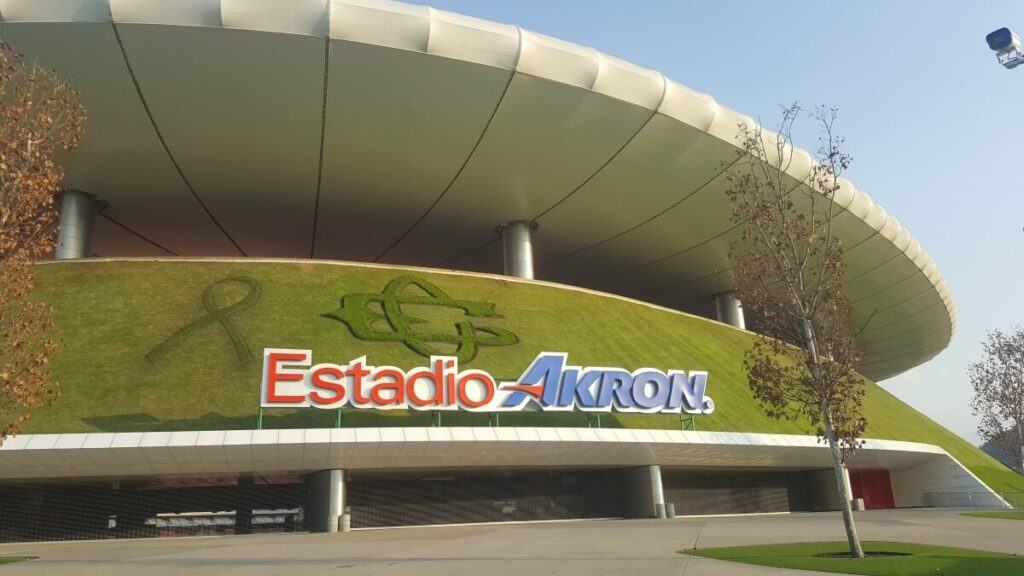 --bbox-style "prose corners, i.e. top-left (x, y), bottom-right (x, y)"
top-left (0, 0), bottom-right (955, 381)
